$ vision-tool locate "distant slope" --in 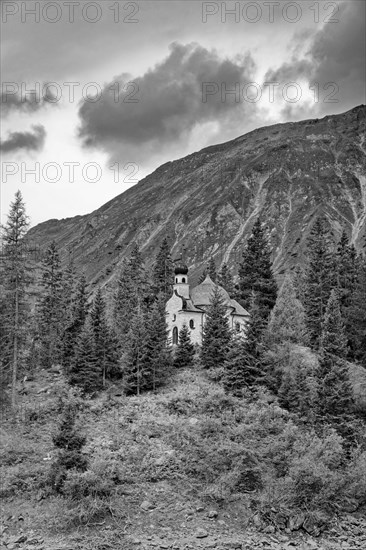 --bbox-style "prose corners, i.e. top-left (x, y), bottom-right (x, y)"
top-left (27, 105), bottom-right (366, 288)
